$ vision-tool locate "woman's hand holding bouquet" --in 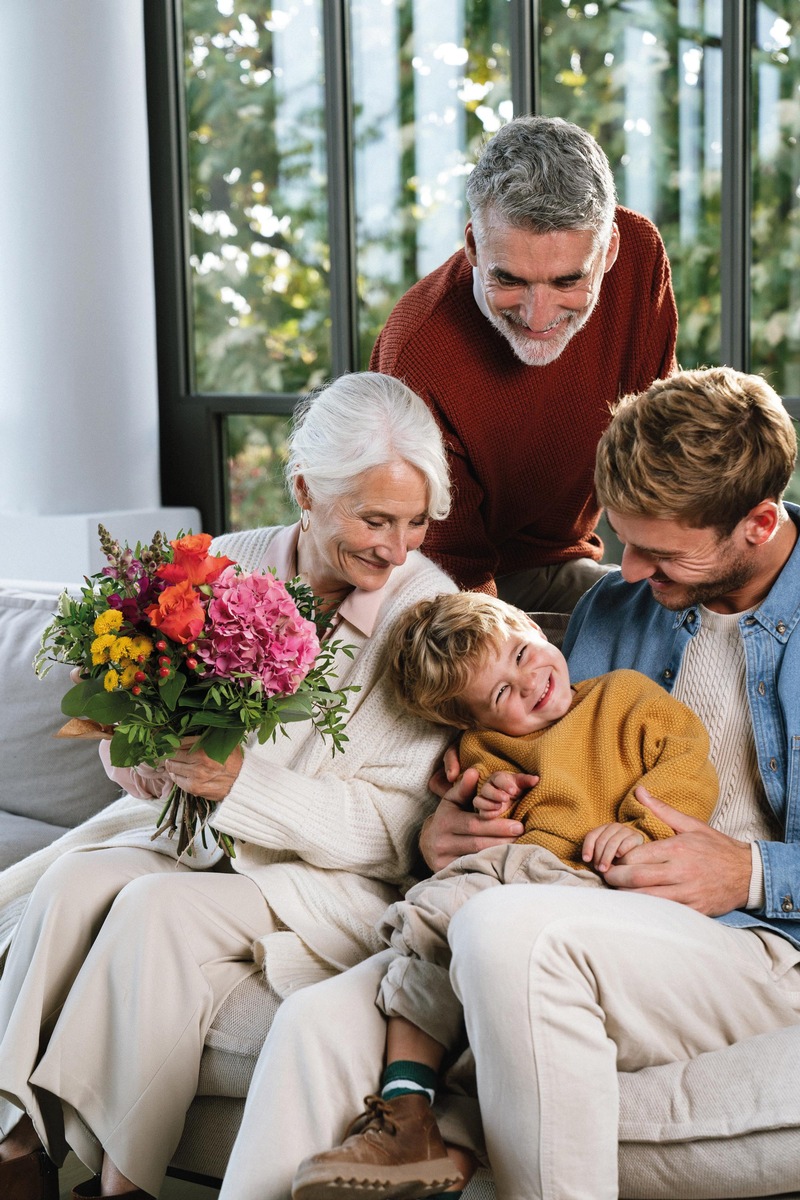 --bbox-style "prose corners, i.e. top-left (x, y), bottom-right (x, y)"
top-left (35, 526), bottom-right (356, 857)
